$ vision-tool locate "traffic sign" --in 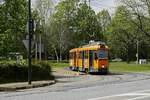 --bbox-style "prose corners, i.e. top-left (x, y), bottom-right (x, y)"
top-left (23, 39), bottom-right (35, 51)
